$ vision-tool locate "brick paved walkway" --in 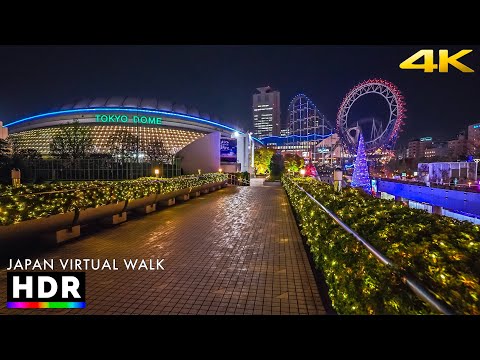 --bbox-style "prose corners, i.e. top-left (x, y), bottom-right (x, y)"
top-left (0, 186), bottom-right (326, 315)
